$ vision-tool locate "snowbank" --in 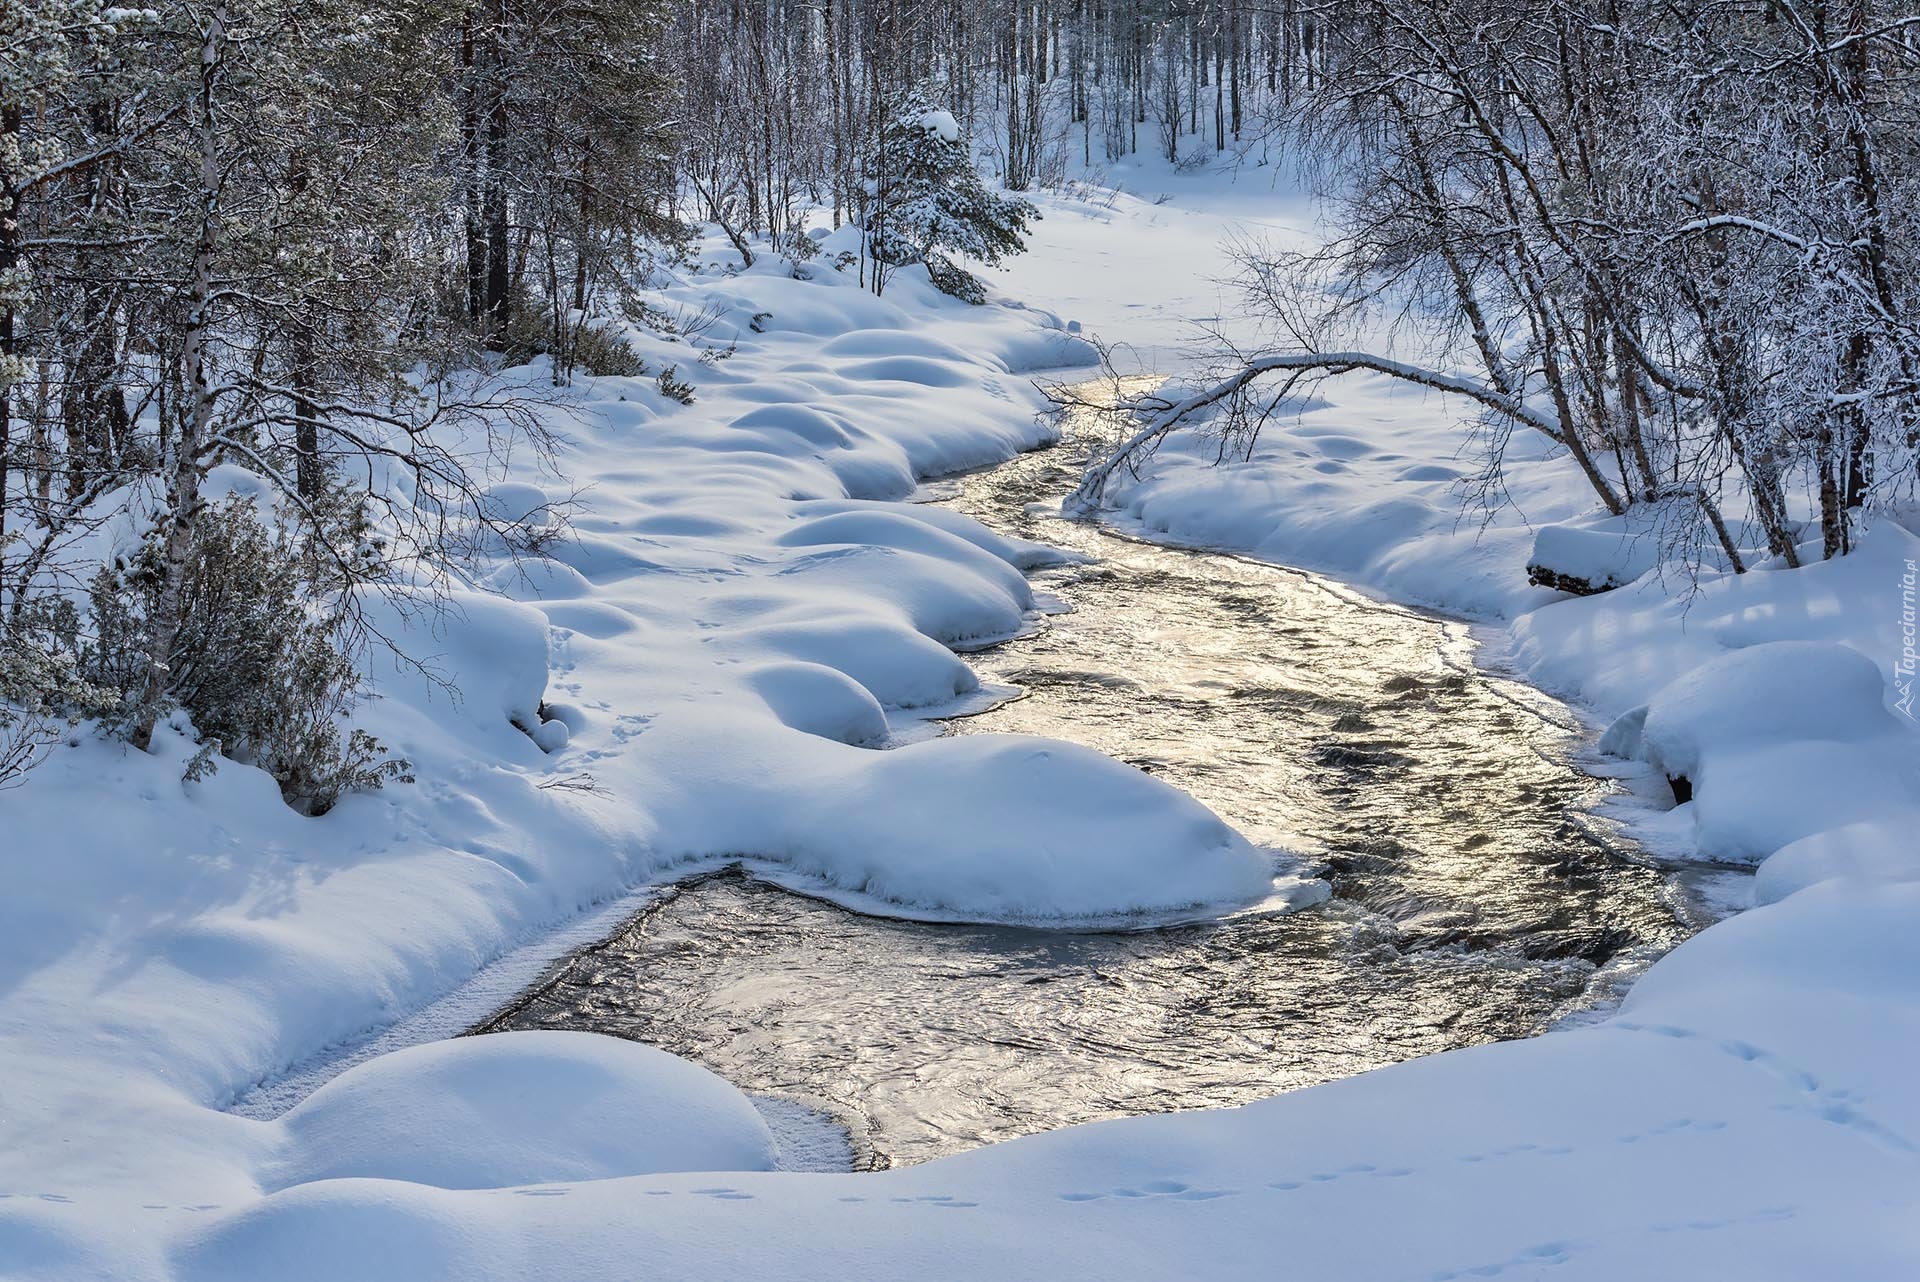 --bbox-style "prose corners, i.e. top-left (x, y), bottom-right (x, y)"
top-left (267, 1031), bottom-right (777, 1190)
top-left (164, 882), bottom-right (1920, 1282)
top-left (599, 712), bottom-right (1300, 924)
top-left (1639, 641), bottom-right (1897, 780)
top-left (767, 733), bottom-right (1304, 922)
top-left (1590, 641), bottom-right (1919, 861)
top-left (1754, 815), bottom-right (1920, 906)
